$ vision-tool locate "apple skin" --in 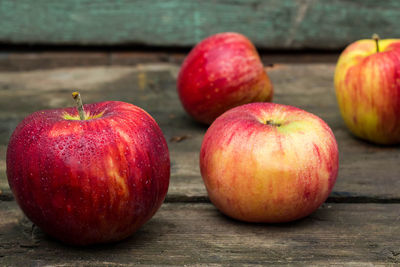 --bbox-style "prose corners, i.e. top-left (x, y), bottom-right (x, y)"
top-left (200, 103), bottom-right (338, 223)
top-left (6, 101), bottom-right (170, 245)
top-left (334, 38), bottom-right (400, 144)
top-left (177, 32), bottom-right (273, 124)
